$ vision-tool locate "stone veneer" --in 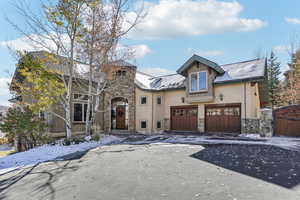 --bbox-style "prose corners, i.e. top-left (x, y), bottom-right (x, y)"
top-left (241, 119), bottom-right (260, 134)
top-left (103, 65), bottom-right (136, 133)
top-left (259, 109), bottom-right (273, 137)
